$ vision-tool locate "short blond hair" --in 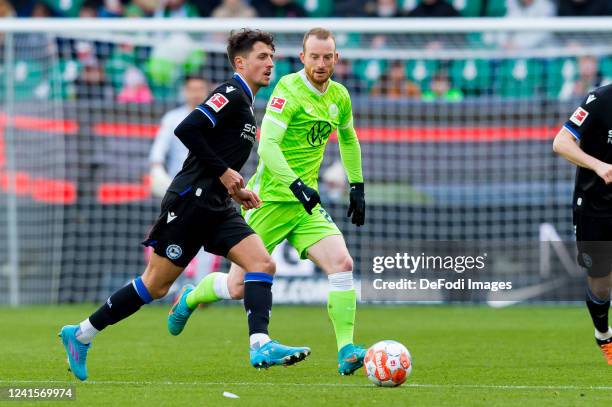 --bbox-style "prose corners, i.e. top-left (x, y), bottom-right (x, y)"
top-left (302, 28), bottom-right (336, 52)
